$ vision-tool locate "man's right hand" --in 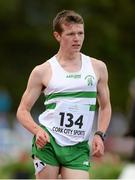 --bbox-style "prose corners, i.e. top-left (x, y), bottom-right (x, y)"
top-left (35, 127), bottom-right (50, 149)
